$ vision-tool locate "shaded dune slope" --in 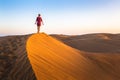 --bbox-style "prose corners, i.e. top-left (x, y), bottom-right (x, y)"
top-left (0, 35), bottom-right (36, 80)
top-left (27, 33), bottom-right (120, 80)
top-left (51, 33), bottom-right (120, 53)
